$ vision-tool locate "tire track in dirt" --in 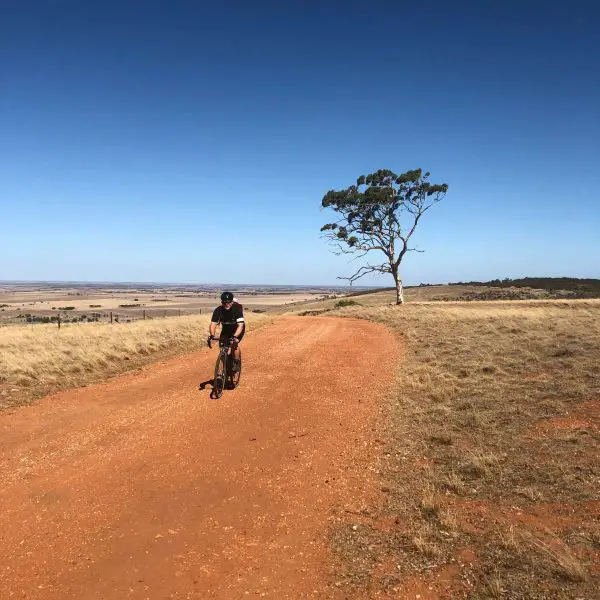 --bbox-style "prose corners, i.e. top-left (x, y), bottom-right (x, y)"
top-left (0, 316), bottom-right (398, 599)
